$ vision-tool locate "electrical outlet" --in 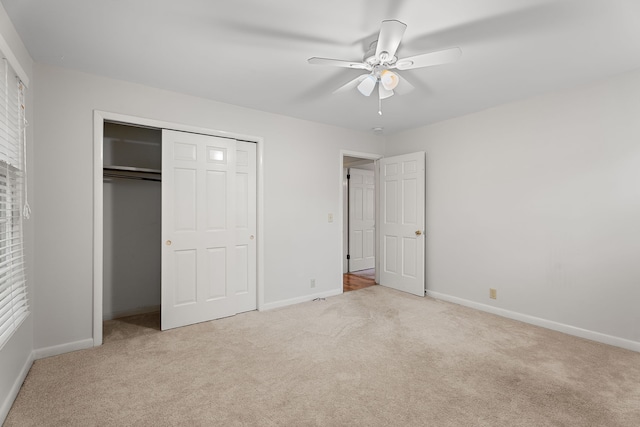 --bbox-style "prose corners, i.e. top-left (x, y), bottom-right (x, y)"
top-left (310, 279), bottom-right (316, 288)
top-left (489, 288), bottom-right (497, 299)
